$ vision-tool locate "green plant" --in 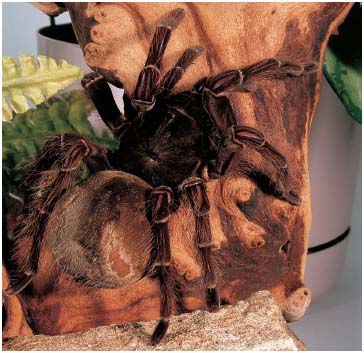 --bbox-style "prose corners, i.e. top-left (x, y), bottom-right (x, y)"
top-left (2, 55), bottom-right (84, 121)
top-left (323, 3), bottom-right (361, 123)
top-left (2, 90), bottom-right (118, 212)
